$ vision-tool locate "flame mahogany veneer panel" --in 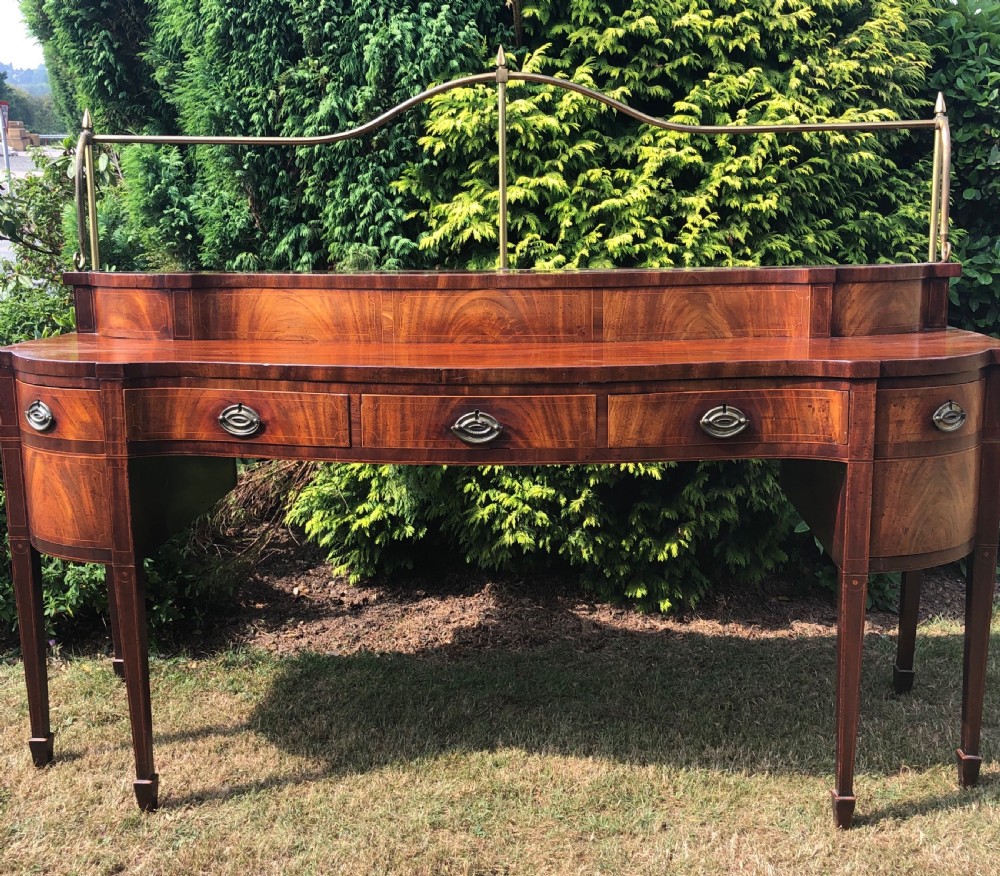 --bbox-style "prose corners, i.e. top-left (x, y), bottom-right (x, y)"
top-left (22, 446), bottom-right (112, 554)
top-left (66, 263), bottom-right (962, 342)
top-left (869, 448), bottom-right (980, 557)
top-left (190, 288), bottom-right (383, 342)
top-left (831, 280), bottom-right (925, 336)
top-left (93, 288), bottom-right (173, 339)
top-left (390, 288), bottom-right (594, 343)
top-left (14, 382), bottom-right (104, 443)
top-left (602, 285), bottom-right (812, 341)
top-left (875, 378), bottom-right (984, 458)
